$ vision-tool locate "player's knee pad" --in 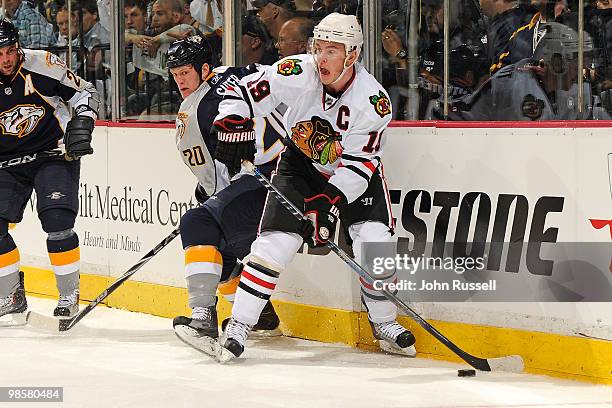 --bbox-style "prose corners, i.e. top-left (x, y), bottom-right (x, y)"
top-left (249, 231), bottom-right (302, 272)
top-left (39, 208), bottom-right (76, 233)
top-left (180, 207), bottom-right (222, 249)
